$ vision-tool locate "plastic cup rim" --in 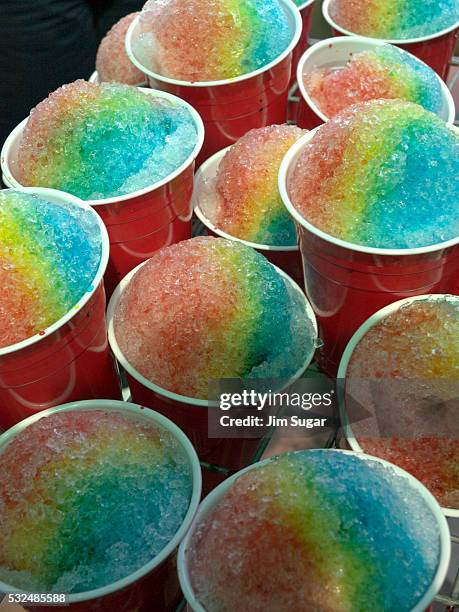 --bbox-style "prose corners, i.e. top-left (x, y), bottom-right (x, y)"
top-left (0, 187), bottom-right (110, 357)
top-left (177, 447), bottom-right (451, 612)
top-left (193, 146), bottom-right (299, 253)
top-left (278, 125), bottom-right (459, 256)
top-left (124, 0), bottom-right (303, 88)
top-left (336, 293), bottom-right (459, 518)
top-left (88, 69), bottom-right (148, 87)
top-left (322, 0), bottom-right (459, 44)
top-left (106, 256), bottom-right (318, 408)
top-left (296, 36), bottom-right (456, 125)
top-left (0, 87), bottom-right (205, 206)
top-left (0, 399), bottom-right (202, 603)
